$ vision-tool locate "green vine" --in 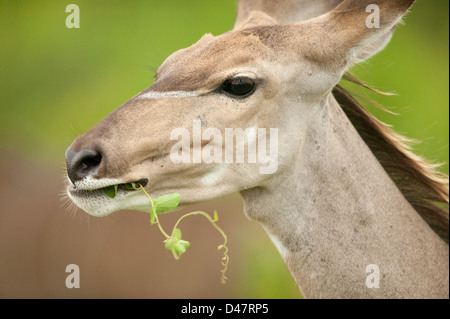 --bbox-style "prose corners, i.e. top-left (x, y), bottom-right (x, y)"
top-left (105, 183), bottom-right (230, 284)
